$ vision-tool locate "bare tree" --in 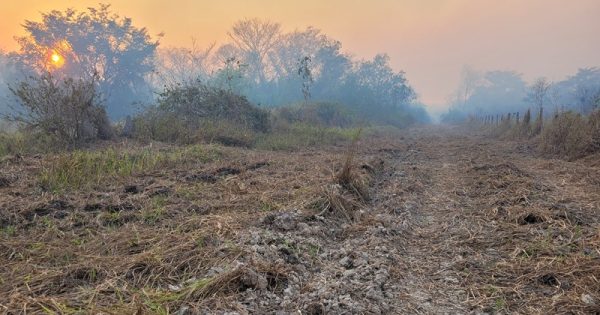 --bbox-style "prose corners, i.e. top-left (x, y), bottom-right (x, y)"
top-left (154, 39), bottom-right (215, 88)
top-left (529, 77), bottom-right (552, 134)
top-left (228, 18), bottom-right (281, 83)
top-left (458, 65), bottom-right (480, 107)
top-left (529, 77), bottom-right (552, 112)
